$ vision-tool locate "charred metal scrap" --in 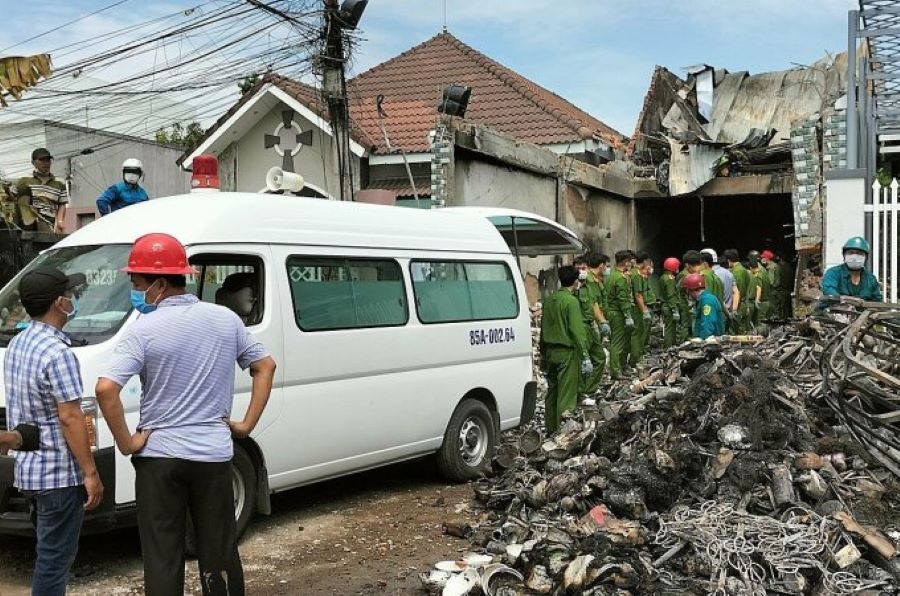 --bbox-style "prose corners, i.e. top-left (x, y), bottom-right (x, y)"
top-left (424, 305), bottom-right (900, 595)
